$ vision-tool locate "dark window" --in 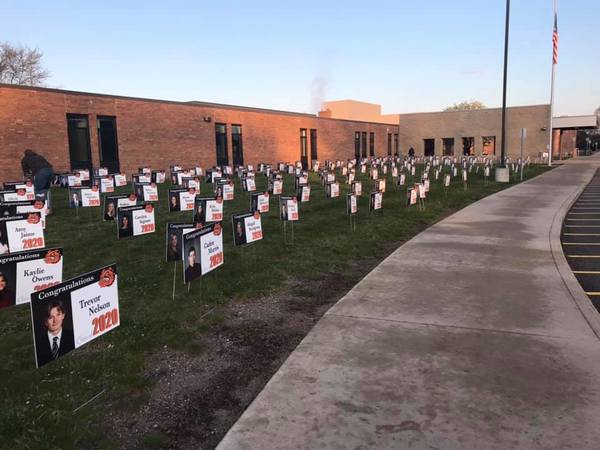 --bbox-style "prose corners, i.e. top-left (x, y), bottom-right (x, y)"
top-left (393, 133), bottom-right (399, 155)
top-left (369, 132), bottom-right (375, 157)
top-left (387, 133), bottom-right (392, 156)
top-left (361, 131), bottom-right (367, 158)
top-left (442, 138), bottom-right (454, 156)
top-left (462, 137), bottom-right (475, 156)
top-left (66, 114), bottom-right (92, 172)
top-left (310, 129), bottom-right (318, 163)
top-left (232, 124), bottom-right (244, 166)
top-left (97, 116), bottom-right (120, 173)
top-left (355, 132), bottom-right (361, 160)
top-left (424, 138), bottom-right (435, 156)
top-left (215, 123), bottom-right (228, 165)
top-left (300, 128), bottom-right (308, 169)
